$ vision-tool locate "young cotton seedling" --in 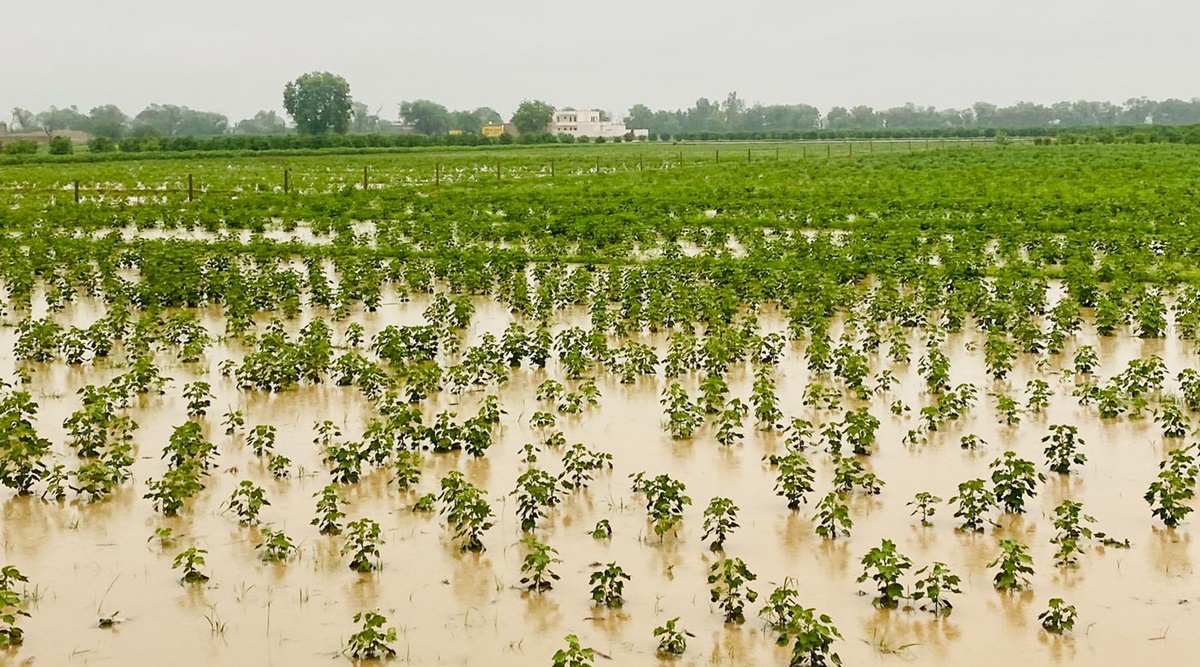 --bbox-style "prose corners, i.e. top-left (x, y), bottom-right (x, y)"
top-left (990, 451), bottom-right (1044, 514)
top-left (552, 634), bottom-right (594, 667)
top-left (1038, 598), bottom-right (1077, 634)
top-left (857, 539), bottom-right (912, 609)
top-left (908, 492), bottom-right (942, 526)
top-left (701, 497), bottom-right (740, 551)
top-left (814, 492), bottom-right (853, 539)
top-left (519, 537), bottom-right (561, 593)
top-left (1043, 424), bottom-right (1086, 475)
top-left (588, 562), bottom-right (630, 607)
top-left (911, 562), bottom-right (961, 615)
top-left (342, 518), bottom-right (383, 573)
top-left (951, 479), bottom-right (995, 532)
top-left (344, 610), bottom-right (397, 659)
top-left (173, 547), bottom-right (210, 584)
top-left (708, 557), bottom-right (758, 623)
top-left (226, 480), bottom-right (269, 524)
top-left (989, 540), bottom-right (1035, 591)
top-left (653, 617), bottom-right (693, 656)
